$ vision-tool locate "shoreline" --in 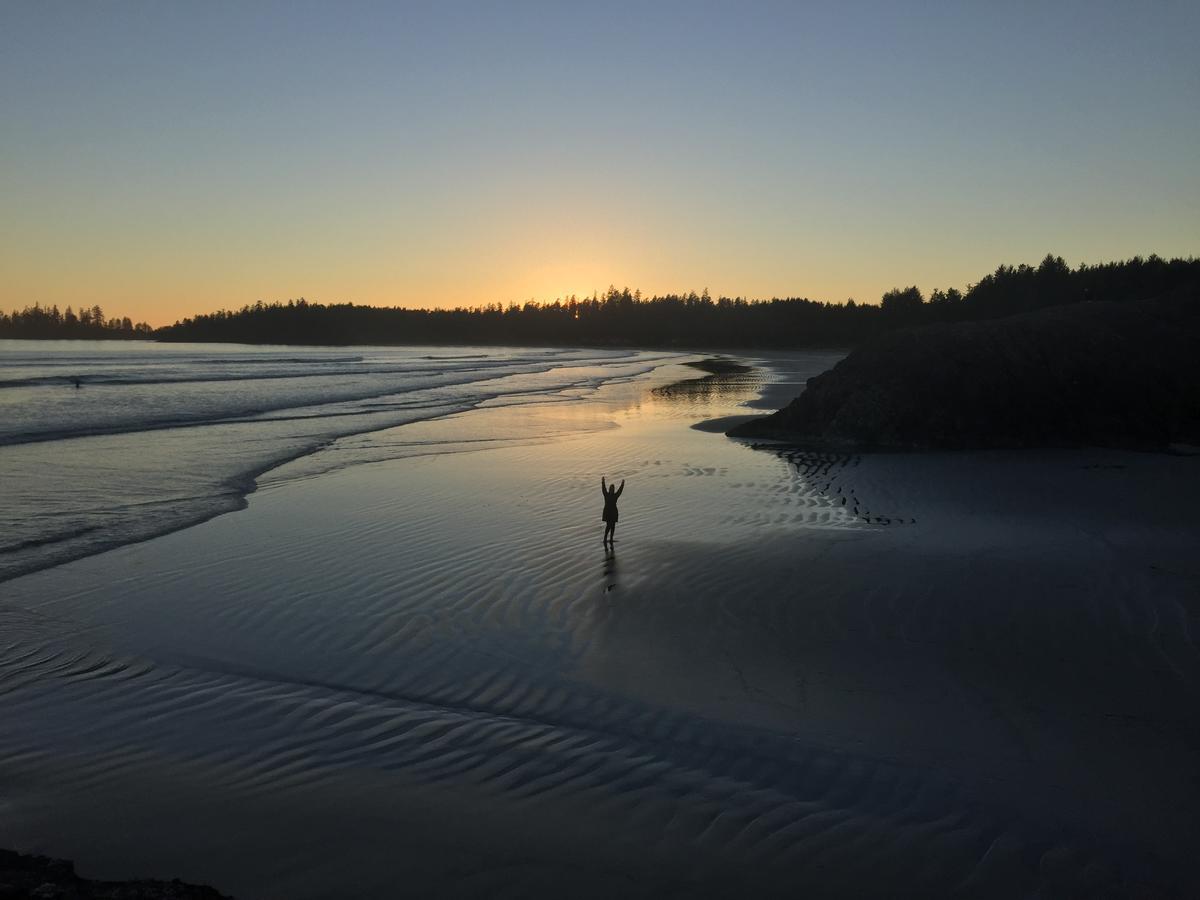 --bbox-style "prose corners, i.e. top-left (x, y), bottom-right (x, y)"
top-left (2, 334), bottom-right (854, 354)
top-left (2, 351), bottom-right (1197, 897)
top-left (0, 345), bottom-right (693, 586)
